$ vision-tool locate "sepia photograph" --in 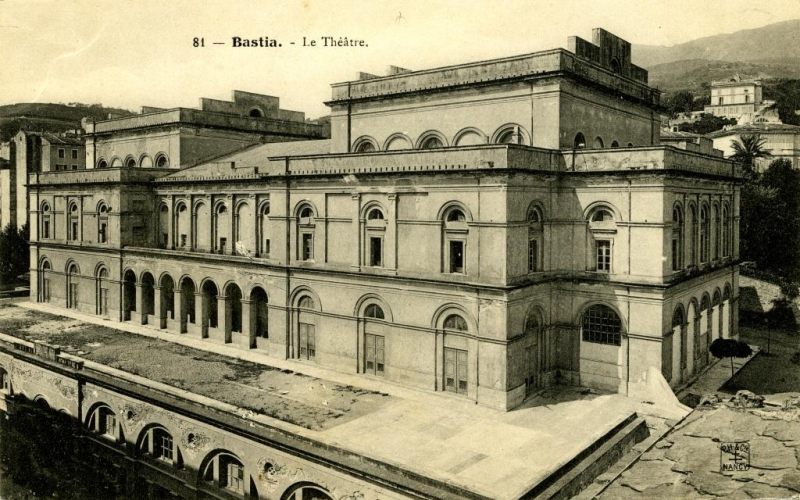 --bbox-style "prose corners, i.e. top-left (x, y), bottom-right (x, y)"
top-left (1, 0), bottom-right (800, 498)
